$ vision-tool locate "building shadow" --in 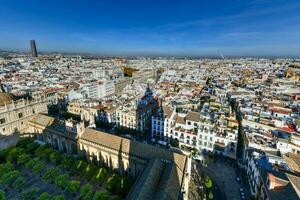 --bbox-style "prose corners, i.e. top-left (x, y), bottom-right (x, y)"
top-left (0, 128), bottom-right (21, 149)
top-left (26, 111), bottom-right (190, 200)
